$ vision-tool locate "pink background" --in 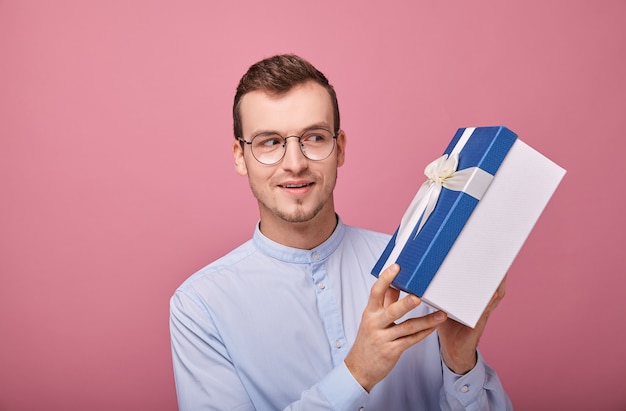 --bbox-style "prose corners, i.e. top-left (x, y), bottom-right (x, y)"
top-left (1, 1), bottom-right (624, 410)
